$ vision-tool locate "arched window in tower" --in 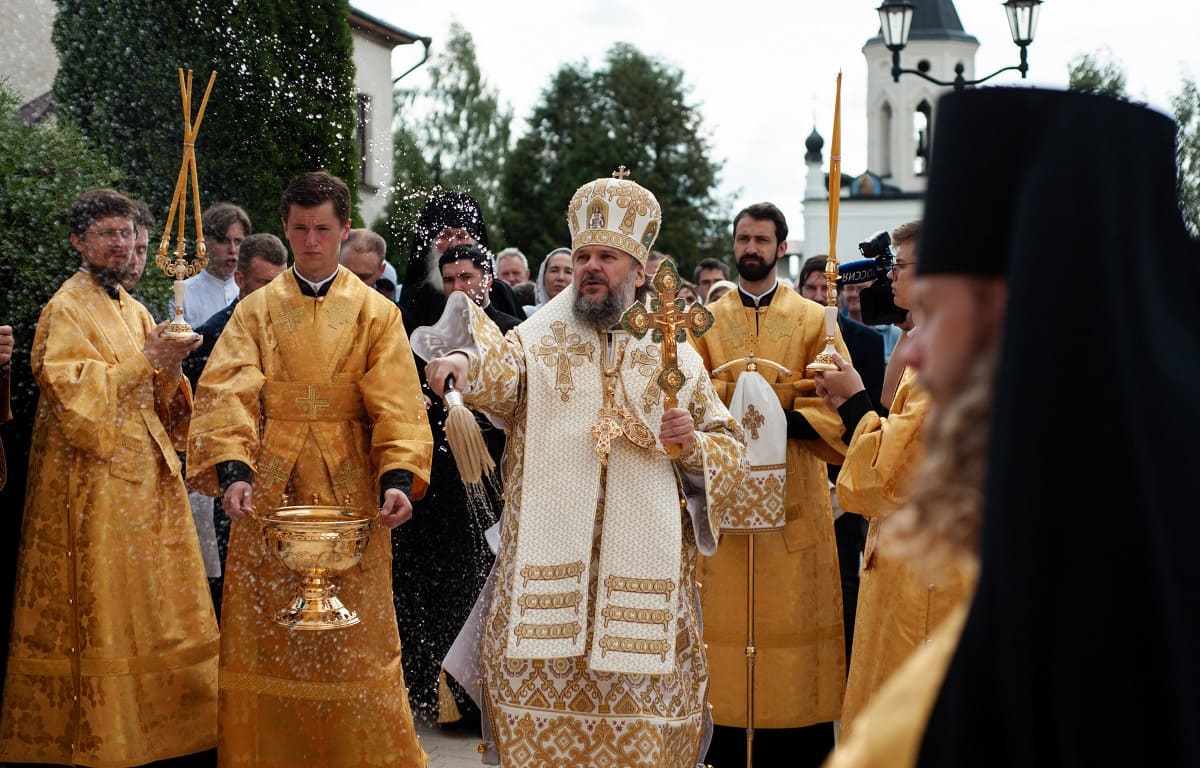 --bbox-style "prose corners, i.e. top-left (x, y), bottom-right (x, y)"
top-left (913, 99), bottom-right (932, 177)
top-left (880, 101), bottom-right (894, 178)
